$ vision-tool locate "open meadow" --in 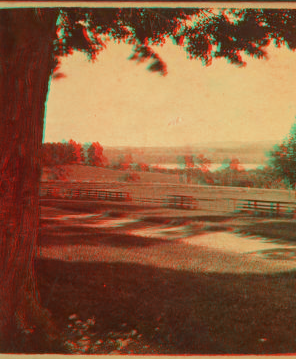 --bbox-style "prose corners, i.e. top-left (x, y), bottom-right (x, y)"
top-left (37, 195), bottom-right (296, 354)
